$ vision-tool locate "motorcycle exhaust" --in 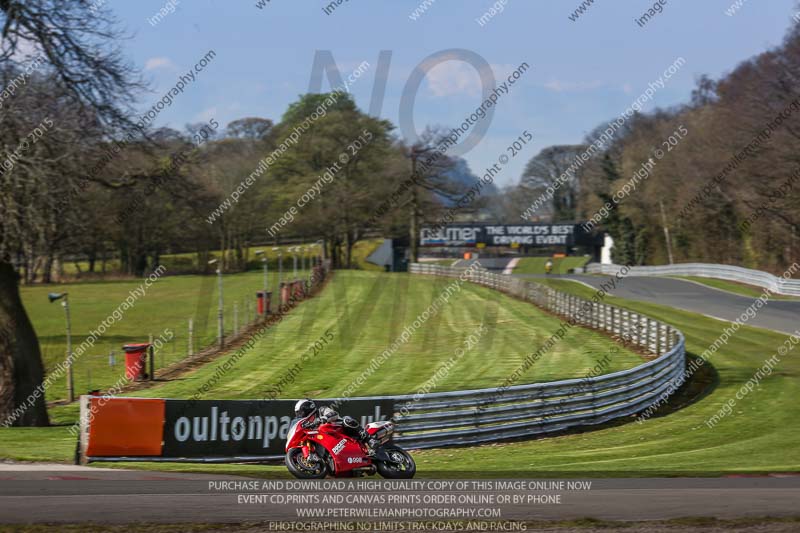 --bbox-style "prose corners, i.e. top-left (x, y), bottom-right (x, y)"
top-left (369, 422), bottom-right (394, 444)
